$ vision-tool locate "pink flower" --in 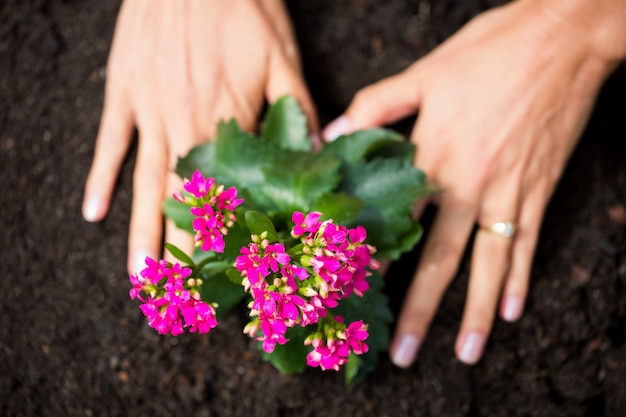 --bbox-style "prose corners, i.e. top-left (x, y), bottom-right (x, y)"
top-left (344, 267), bottom-right (369, 297)
top-left (306, 340), bottom-right (350, 371)
top-left (172, 189), bottom-right (185, 203)
top-left (140, 299), bottom-right (185, 336)
top-left (265, 243), bottom-right (291, 272)
top-left (304, 318), bottom-right (369, 371)
top-left (183, 170), bottom-right (215, 199)
top-left (129, 273), bottom-right (144, 301)
top-left (141, 256), bottom-right (171, 285)
top-left (216, 187), bottom-right (243, 211)
top-left (291, 215), bottom-right (377, 303)
top-left (258, 316), bottom-right (288, 353)
top-left (348, 225), bottom-right (367, 245)
top-left (189, 204), bottom-right (228, 253)
top-left (291, 211), bottom-right (322, 237)
top-left (174, 172), bottom-right (243, 255)
top-left (320, 222), bottom-right (348, 247)
top-left (234, 211), bottom-right (378, 370)
top-left (191, 204), bottom-right (218, 230)
top-left (236, 243), bottom-right (270, 287)
top-left (129, 257), bottom-right (218, 336)
top-left (196, 227), bottom-right (226, 253)
top-left (181, 302), bottom-right (218, 333)
top-left (345, 320), bottom-right (369, 355)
